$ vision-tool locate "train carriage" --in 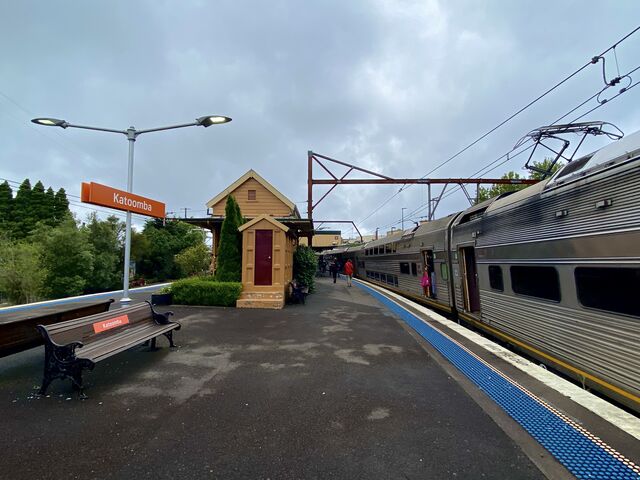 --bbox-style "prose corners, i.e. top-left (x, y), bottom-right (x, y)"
top-left (354, 214), bottom-right (458, 313)
top-left (471, 130), bottom-right (640, 410)
top-left (326, 128), bottom-right (640, 413)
